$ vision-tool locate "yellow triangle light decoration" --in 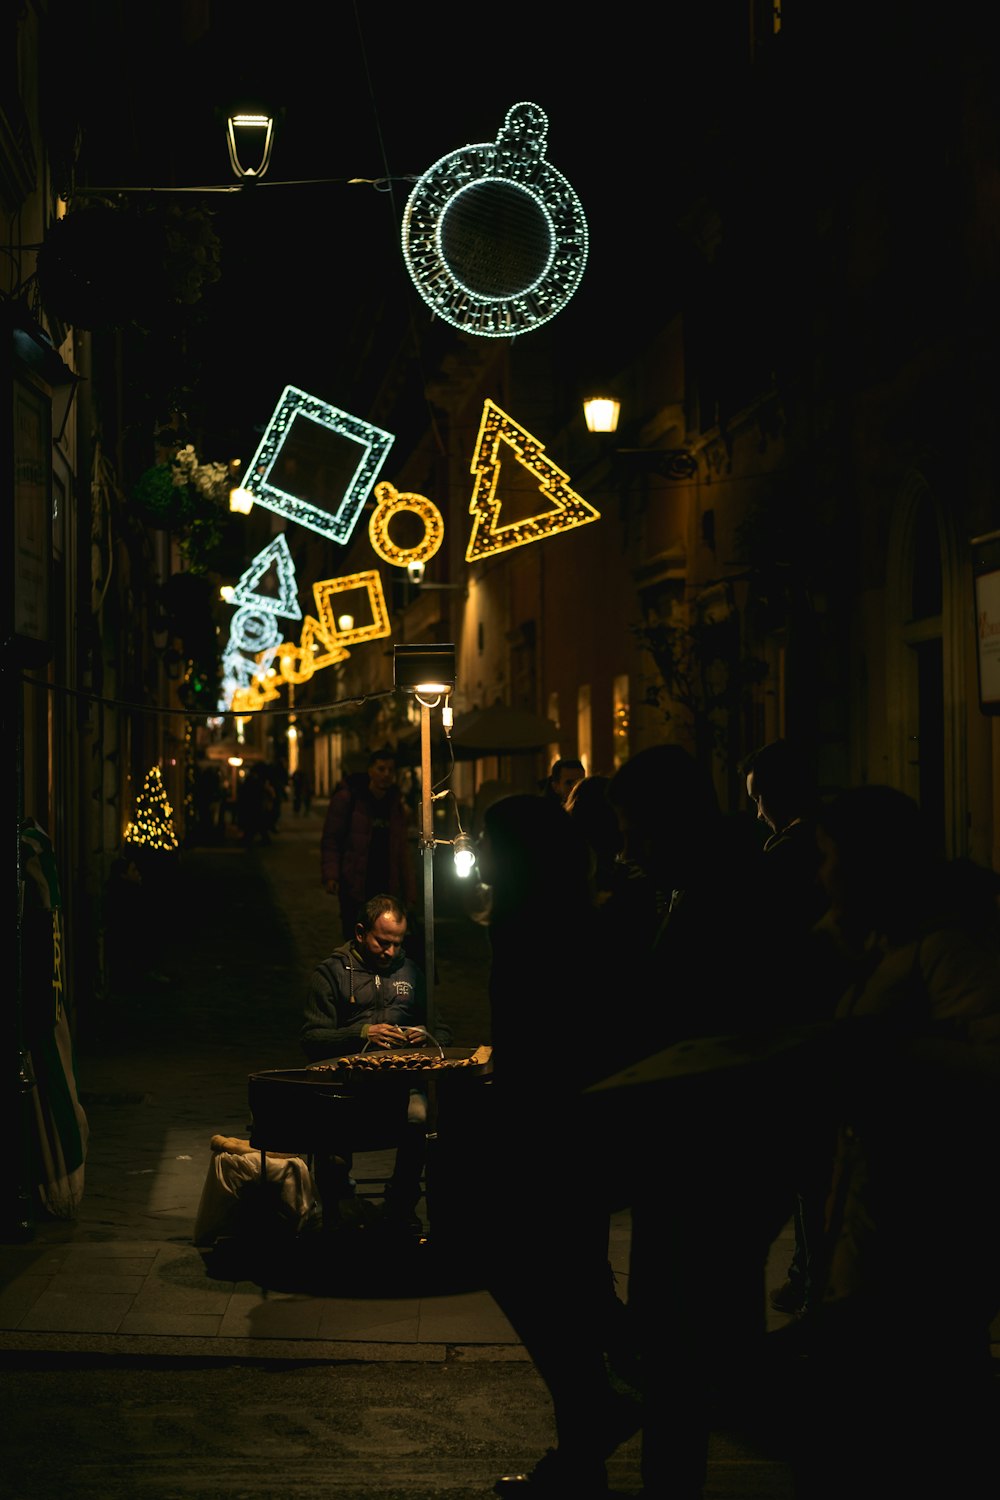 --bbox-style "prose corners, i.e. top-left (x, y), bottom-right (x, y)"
top-left (465, 398), bottom-right (601, 561)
